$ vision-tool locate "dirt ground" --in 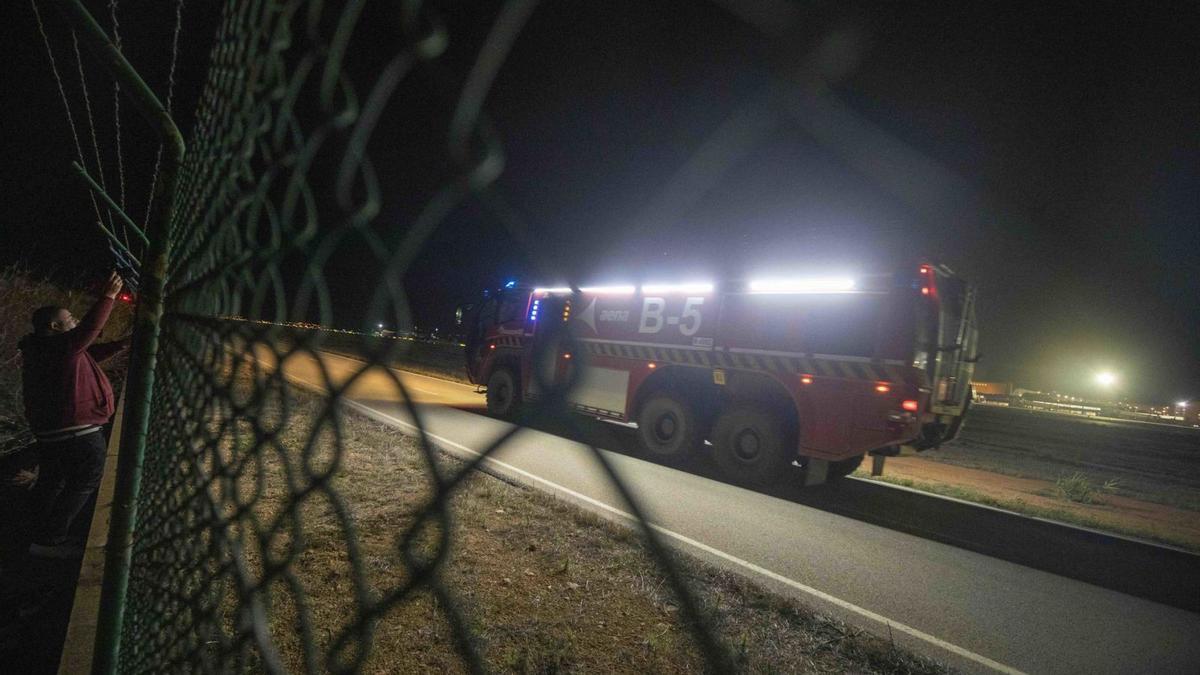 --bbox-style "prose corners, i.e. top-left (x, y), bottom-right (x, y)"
top-left (219, 386), bottom-right (948, 674)
top-left (865, 455), bottom-right (1200, 551)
